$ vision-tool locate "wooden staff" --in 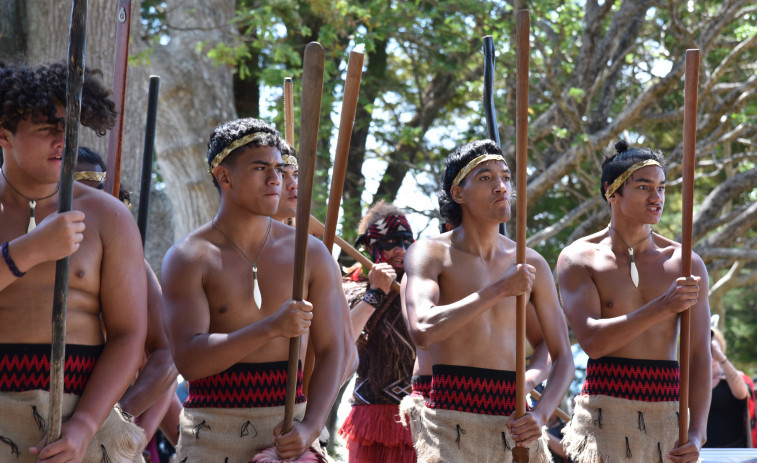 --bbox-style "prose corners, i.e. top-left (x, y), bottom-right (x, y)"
top-left (49, 0), bottom-right (87, 442)
top-left (284, 77), bottom-right (294, 147)
top-left (282, 42), bottom-right (325, 434)
top-left (104, 0), bottom-right (131, 197)
top-left (483, 35), bottom-right (506, 237)
top-left (513, 9), bottom-right (530, 463)
top-left (678, 48), bottom-right (699, 447)
top-left (137, 76), bottom-right (160, 246)
top-left (302, 51), bottom-right (364, 396)
top-left (309, 215), bottom-right (400, 293)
